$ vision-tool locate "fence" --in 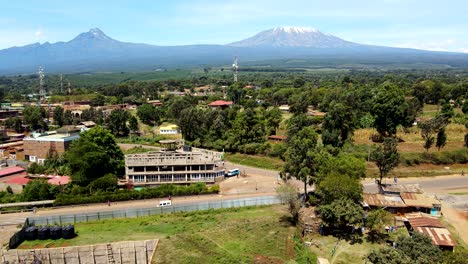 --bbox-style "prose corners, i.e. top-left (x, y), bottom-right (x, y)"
top-left (28, 196), bottom-right (281, 226)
